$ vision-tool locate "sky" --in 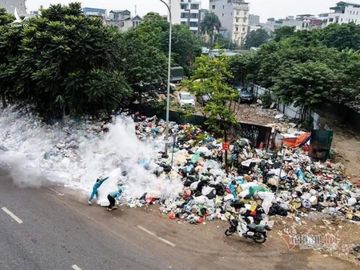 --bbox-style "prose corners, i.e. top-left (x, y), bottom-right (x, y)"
top-left (26, 0), bottom-right (360, 22)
